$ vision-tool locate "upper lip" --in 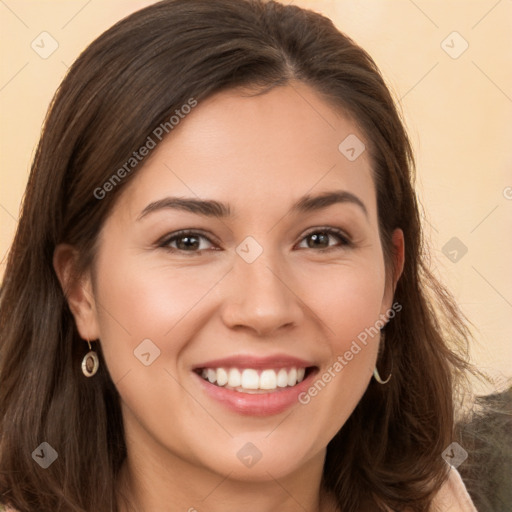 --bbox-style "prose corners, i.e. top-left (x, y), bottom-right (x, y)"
top-left (193, 353), bottom-right (316, 370)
